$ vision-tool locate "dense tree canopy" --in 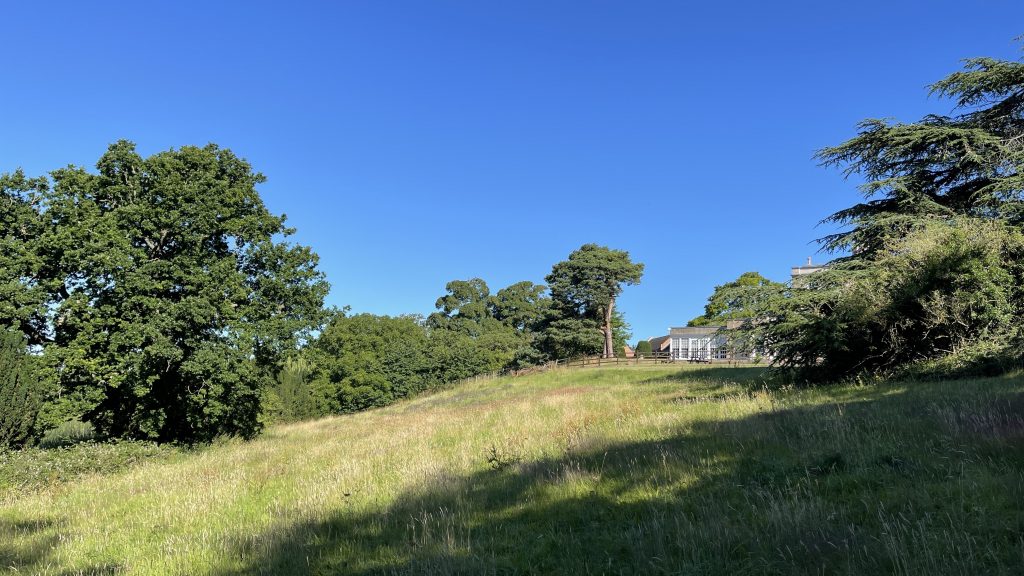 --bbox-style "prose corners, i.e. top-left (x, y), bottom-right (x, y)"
top-left (310, 313), bottom-right (431, 414)
top-left (1, 141), bottom-right (329, 443)
top-left (757, 218), bottom-right (1024, 379)
top-left (489, 281), bottom-right (549, 333)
